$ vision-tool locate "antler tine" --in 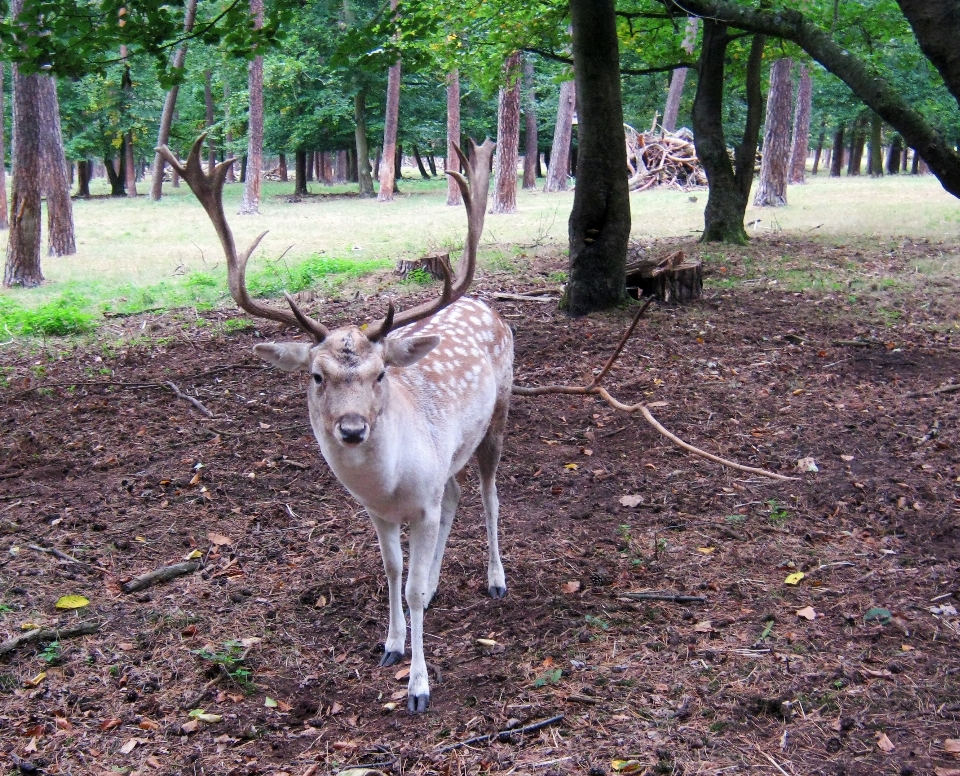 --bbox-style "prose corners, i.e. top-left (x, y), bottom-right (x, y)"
top-left (365, 137), bottom-right (495, 341)
top-left (160, 134), bottom-right (329, 343)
